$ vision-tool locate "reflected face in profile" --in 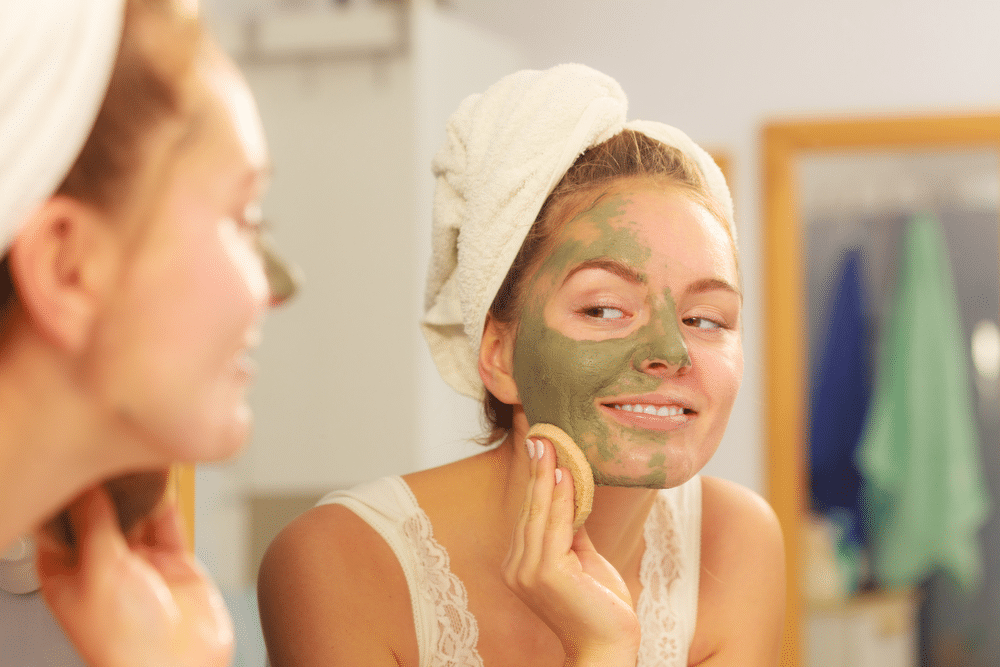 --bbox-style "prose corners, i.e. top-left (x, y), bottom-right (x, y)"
top-left (93, 40), bottom-right (274, 463)
top-left (511, 182), bottom-right (742, 488)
